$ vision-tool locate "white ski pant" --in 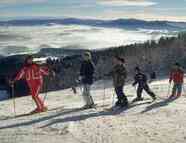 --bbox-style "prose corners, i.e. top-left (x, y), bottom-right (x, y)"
top-left (82, 84), bottom-right (94, 106)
